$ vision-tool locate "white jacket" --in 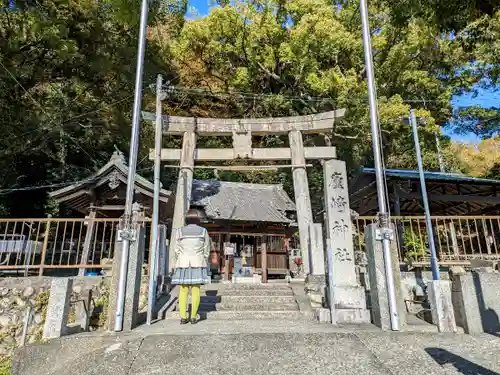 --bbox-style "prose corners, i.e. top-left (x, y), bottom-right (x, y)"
top-left (173, 224), bottom-right (211, 268)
